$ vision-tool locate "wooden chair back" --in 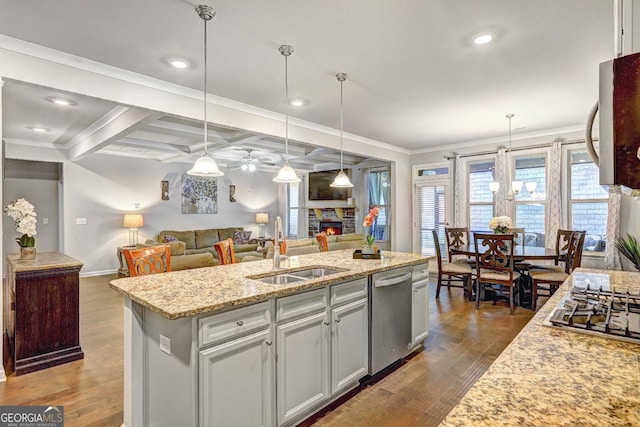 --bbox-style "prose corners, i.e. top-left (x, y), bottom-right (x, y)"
top-left (432, 229), bottom-right (444, 271)
top-left (315, 232), bottom-right (329, 252)
top-left (123, 245), bottom-right (171, 277)
top-left (445, 227), bottom-right (470, 263)
top-left (565, 232), bottom-right (586, 274)
top-left (555, 229), bottom-right (584, 264)
top-left (473, 233), bottom-right (516, 281)
top-left (214, 238), bottom-right (237, 265)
